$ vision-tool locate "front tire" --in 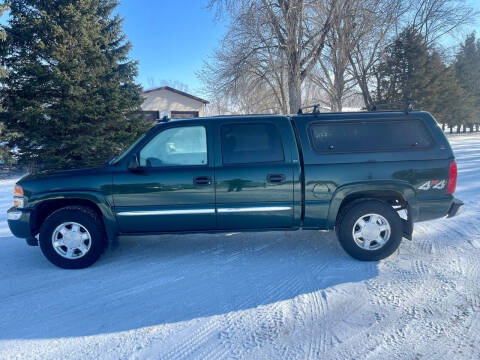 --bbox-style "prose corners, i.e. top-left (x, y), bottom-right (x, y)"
top-left (39, 206), bottom-right (106, 269)
top-left (336, 200), bottom-right (403, 261)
